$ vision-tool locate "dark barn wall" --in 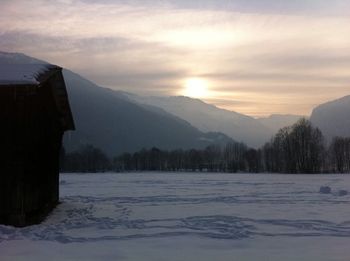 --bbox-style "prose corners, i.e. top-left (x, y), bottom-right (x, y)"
top-left (0, 73), bottom-right (65, 226)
